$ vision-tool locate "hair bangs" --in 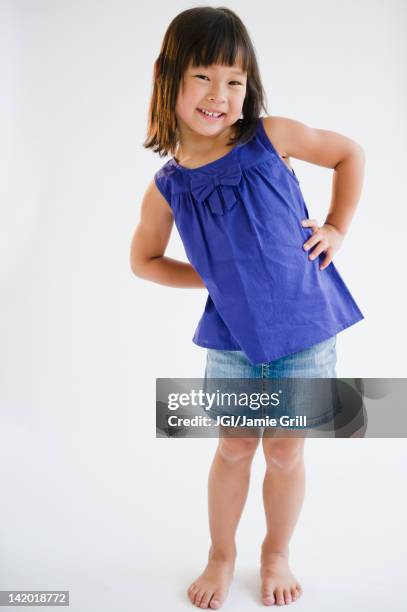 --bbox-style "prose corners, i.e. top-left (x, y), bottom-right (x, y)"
top-left (187, 22), bottom-right (250, 73)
